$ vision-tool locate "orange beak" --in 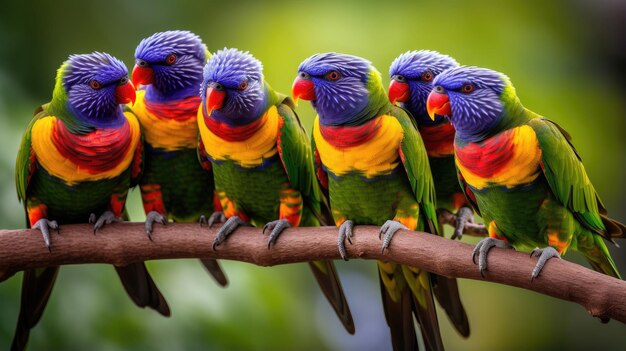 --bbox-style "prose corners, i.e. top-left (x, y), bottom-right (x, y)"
top-left (205, 87), bottom-right (225, 116)
top-left (115, 81), bottom-right (136, 105)
top-left (426, 90), bottom-right (451, 121)
top-left (291, 76), bottom-right (316, 105)
top-left (131, 65), bottom-right (154, 87)
top-left (388, 80), bottom-right (410, 104)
